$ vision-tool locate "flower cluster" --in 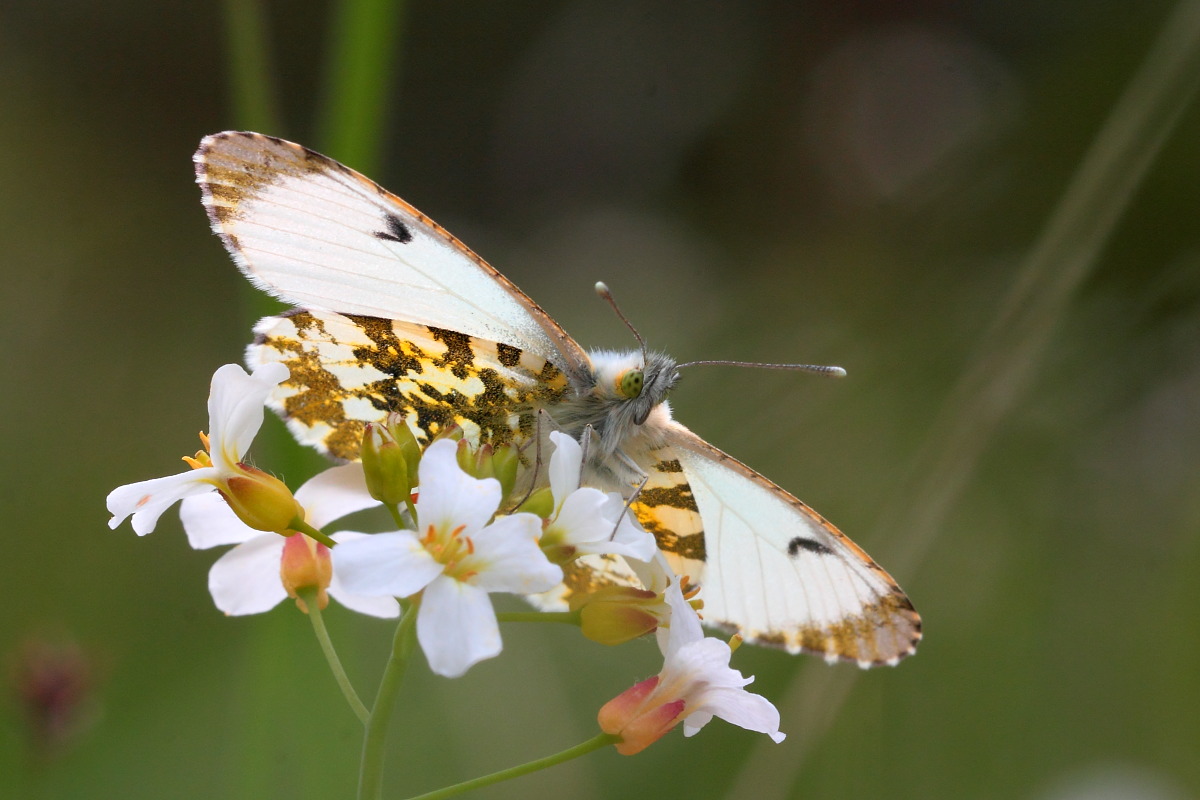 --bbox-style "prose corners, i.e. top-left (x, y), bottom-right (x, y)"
top-left (107, 362), bottom-right (784, 756)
